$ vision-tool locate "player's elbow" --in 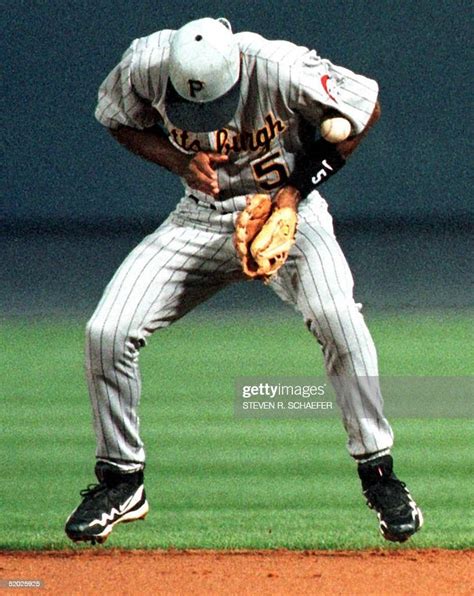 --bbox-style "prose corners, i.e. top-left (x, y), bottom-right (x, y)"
top-left (109, 126), bottom-right (128, 142)
top-left (360, 101), bottom-right (380, 136)
top-left (371, 101), bottom-right (381, 125)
